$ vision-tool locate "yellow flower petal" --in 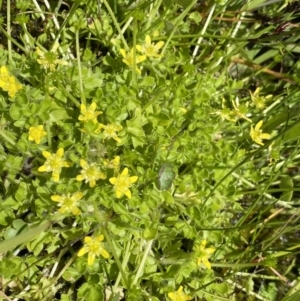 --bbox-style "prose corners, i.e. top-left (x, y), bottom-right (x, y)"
top-left (56, 148), bottom-right (64, 157)
top-left (38, 165), bottom-right (47, 172)
top-left (80, 159), bottom-right (89, 169)
top-left (89, 179), bottom-right (96, 187)
top-left (109, 177), bottom-right (117, 184)
top-left (88, 253), bottom-right (96, 266)
top-left (155, 41), bottom-right (164, 50)
top-left (202, 257), bottom-right (211, 269)
top-left (78, 246), bottom-right (89, 257)
top-left (121, 168), bottom-right (129, 176)
top-left (42, 151), bottom-right (51, 159)
top-left (100, 249), bottom-right (110, 259)
top-left (90, 102), bottom-right (97, 111)
top-left (205, 247), bottom-right (216, 255)
top-left (145, 35), bottom-right (151, 44)
top-left (120, 49), bottom-right (126, 59)
top-left (76, 175), bottom-right (85, 181)
top-left (52, 172), bottom-right (60, 182)
top-left (84, 237), bottom-right (92, 243)
top-left (129, 176), bottom-right (138, 183)
top-left (51, 195), bottom-right (61, 202)
top-left (124, 189), bottom-right (132, 199)
top-left (116, 189), bottom-right (123, 198)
